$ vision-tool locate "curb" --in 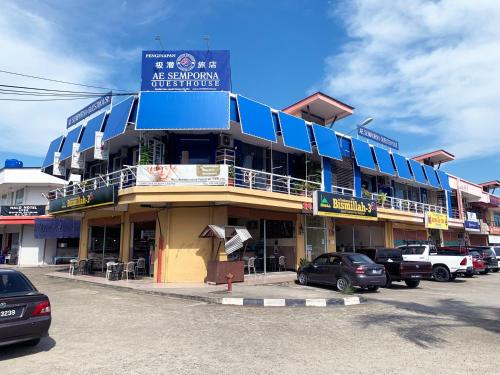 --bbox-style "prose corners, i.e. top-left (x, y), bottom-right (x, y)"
top-left (45, 273), bottom-right (366, 308)
top-left (221, 296), bottom-right (366, 307)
